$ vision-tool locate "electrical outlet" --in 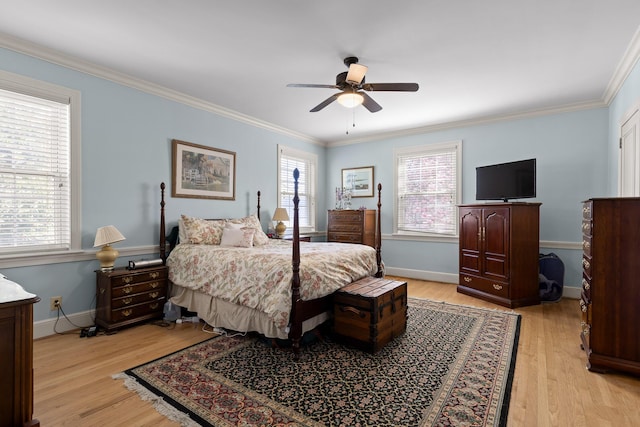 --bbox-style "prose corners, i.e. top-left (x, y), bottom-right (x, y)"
top-left (50, 296), bottom-right (62, 310)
